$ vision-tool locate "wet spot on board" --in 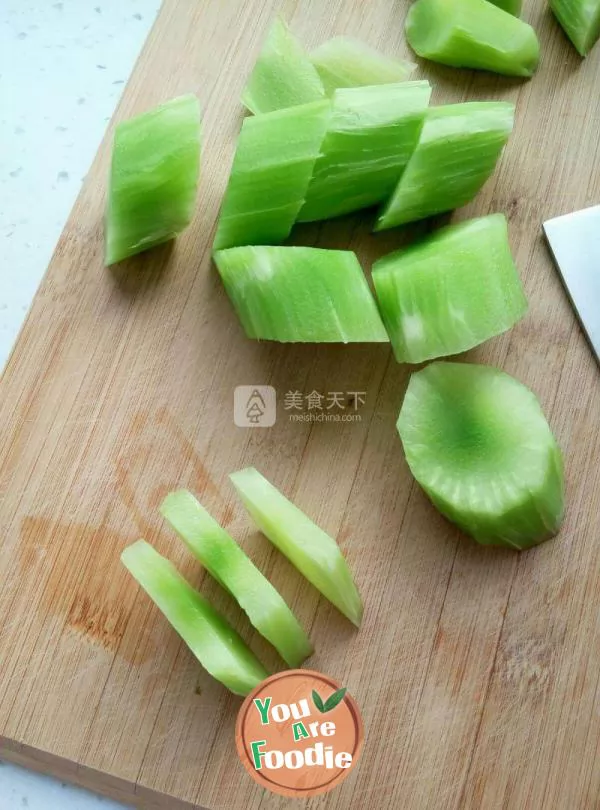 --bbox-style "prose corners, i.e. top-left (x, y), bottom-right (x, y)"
top-left (18, 515), bottom-right (149, 663)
